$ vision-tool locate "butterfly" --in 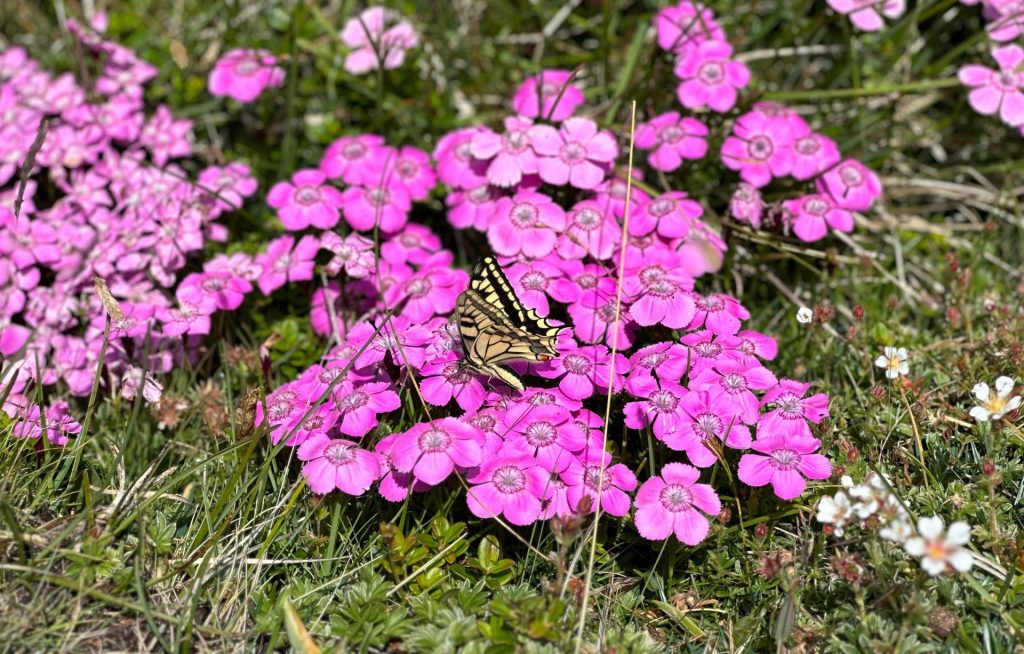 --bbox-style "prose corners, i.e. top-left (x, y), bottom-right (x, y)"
top-left (455, 257), bottom-right (566, 391)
